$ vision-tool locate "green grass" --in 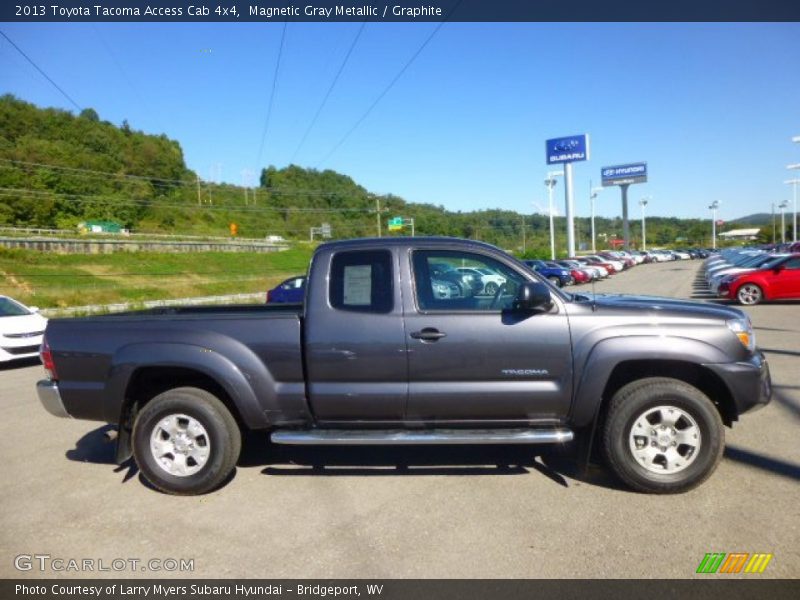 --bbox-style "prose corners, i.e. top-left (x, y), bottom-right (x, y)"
top-left (0, 246), bottom-right (314, 308)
